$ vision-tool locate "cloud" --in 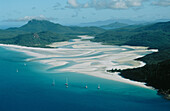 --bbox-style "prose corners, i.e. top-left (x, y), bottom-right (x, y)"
top-left (3, 15), bottom-right (58, 22)
top-left (152, 0), bottom-right (170, 7)
top-left (66, 0), bottom-right (146, 9)
top-left (67, 0), bottom-right (80, 8)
